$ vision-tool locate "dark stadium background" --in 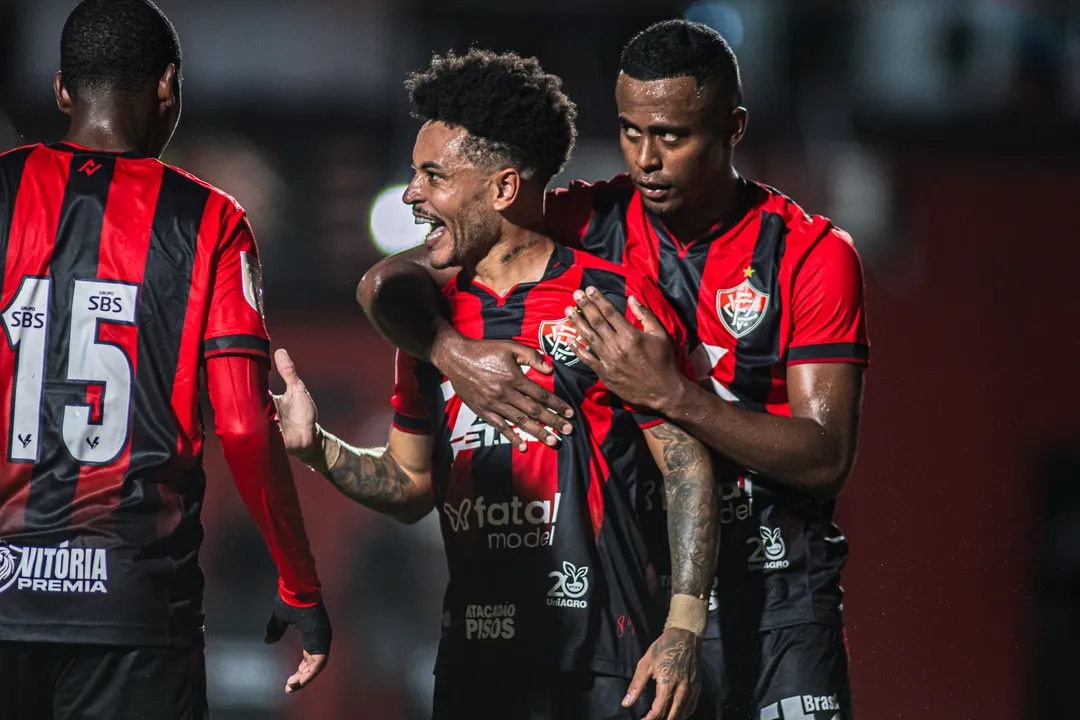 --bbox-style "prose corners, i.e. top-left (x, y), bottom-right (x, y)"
top-left (2, 1), bottom-right (1078, 718)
